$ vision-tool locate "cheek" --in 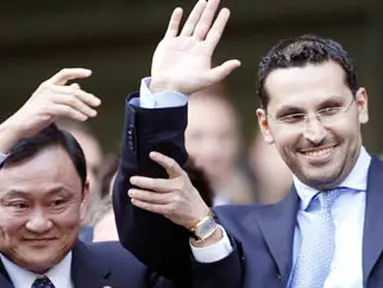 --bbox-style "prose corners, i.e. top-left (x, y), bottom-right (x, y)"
top-left (0, 212), bottom-right (26, 237)
top-left (53, 205), bottom-right (82, 231)
top-left (271, 128), bottom-right (299, 152)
